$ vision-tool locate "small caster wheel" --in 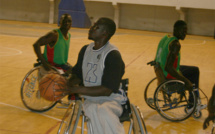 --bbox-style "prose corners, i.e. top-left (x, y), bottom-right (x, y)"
top-left (193, 111), bottom-right (202, 119)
